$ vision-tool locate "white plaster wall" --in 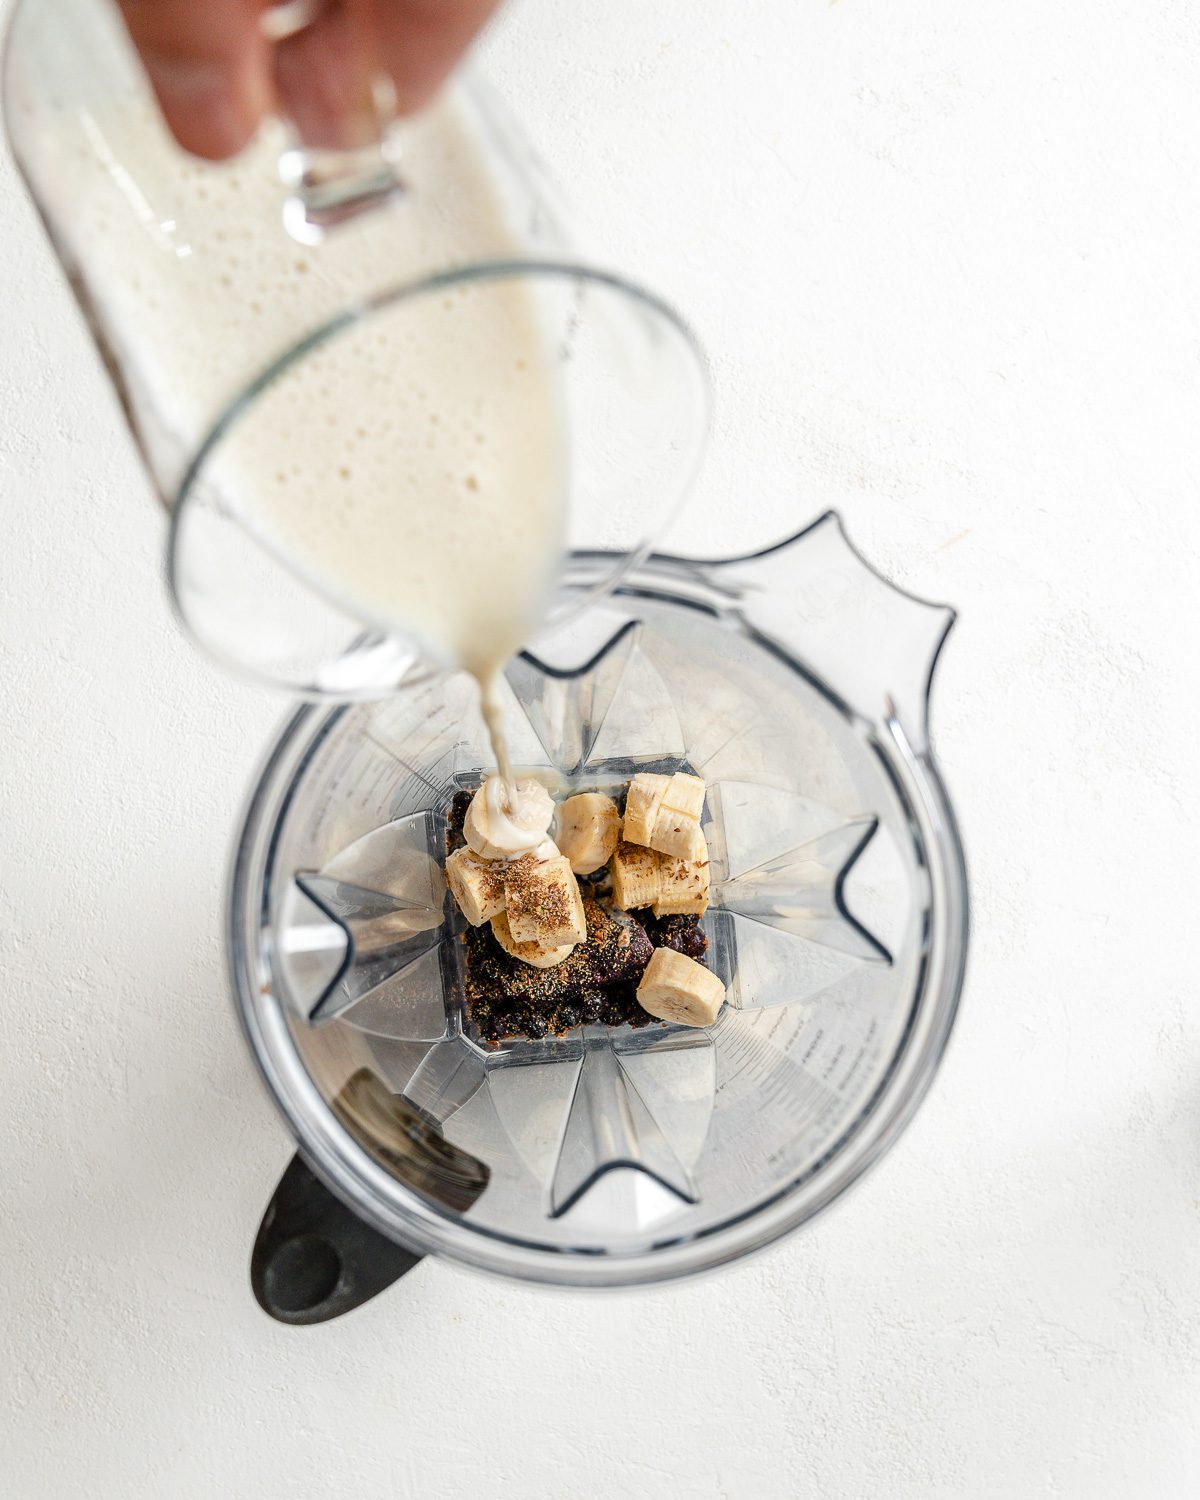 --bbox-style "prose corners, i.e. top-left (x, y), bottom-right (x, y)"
top-left (2, 1), bottom-right (1199, 1495)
